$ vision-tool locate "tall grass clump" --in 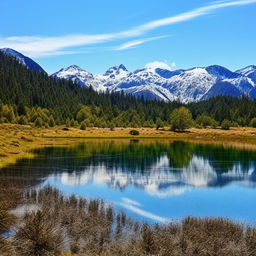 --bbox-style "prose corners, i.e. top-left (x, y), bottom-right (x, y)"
top-left (1, 186), bottom-right (256, 255)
